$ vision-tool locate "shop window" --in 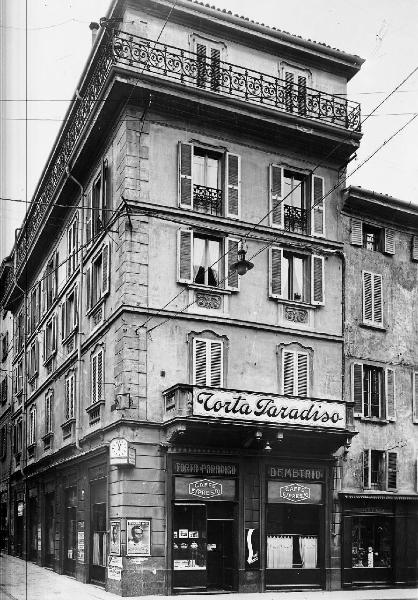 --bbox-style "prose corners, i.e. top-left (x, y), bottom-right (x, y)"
top-left (91, 348), bottom-right (104, 405)
top-left (352, 363), bottom-right (395, 420)
top-left (67, 216), bottom-right (79, 277)
top-left (177, 229), bottom-right (239, 291)
top-left (86, 243), bottom-right (110, 311)
top-left (352, 515), bottom-right (393, 568)
top-left (27, 340), bottom-right (39, 381)
top-left (193, 337), bottom-right (223, 387)
top-left (61, 286), bottom-right (78, 341)
top-left (350, 219), bottom-right (395, 255)
top-left (178, 143), bottom-right (241, 219)
top-left (42, 252), bottom-right (58, 314)
top-left (43, 315), bottom-right (57, 363)
top-left (269, 247), bottom-right (324, 305)
top-left (363, 450), bottom-right (397, 490)
top-left (65, 373), bottom-right (75, 421)
top-left (173, 503), bottom-right (207, 588)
